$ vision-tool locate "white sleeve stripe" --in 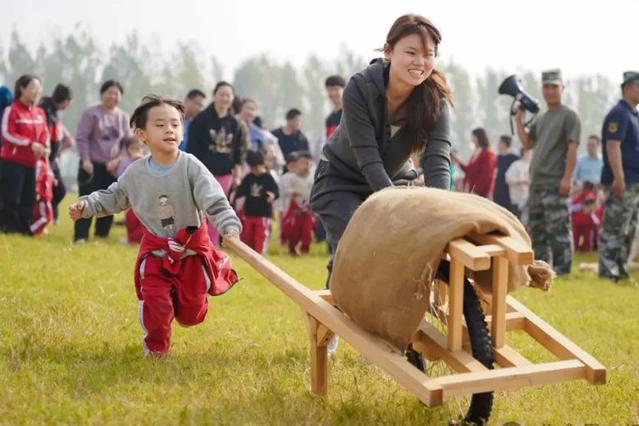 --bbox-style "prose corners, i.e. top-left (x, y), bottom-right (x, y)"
top-left (1, 106), bottom-right (29, 146)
